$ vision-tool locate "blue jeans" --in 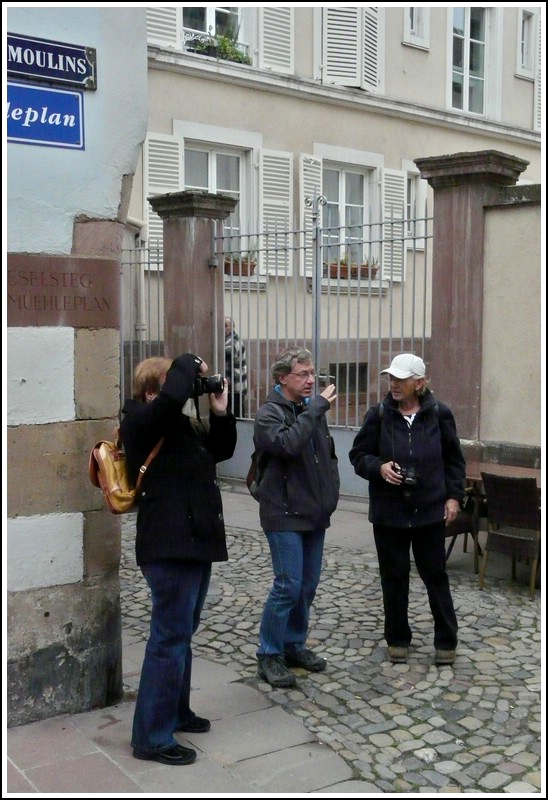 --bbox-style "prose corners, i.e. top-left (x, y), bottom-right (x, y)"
top-left (373, 522), bottom-right (458, 650)
top-left (131, 559), bottom-right (211, 753)
top-left (257, 529), bottom-right (325, 657)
